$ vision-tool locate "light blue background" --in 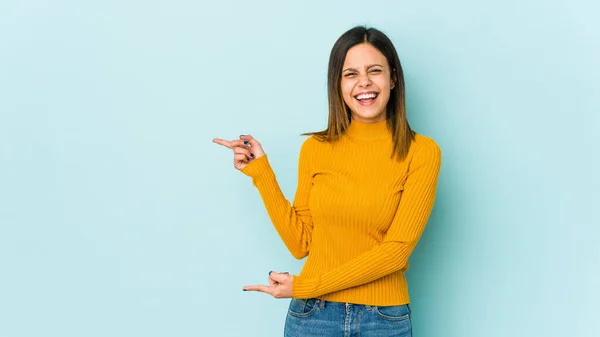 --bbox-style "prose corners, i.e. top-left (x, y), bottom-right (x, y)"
top-left (1, 0), bottom-right (598, 336)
